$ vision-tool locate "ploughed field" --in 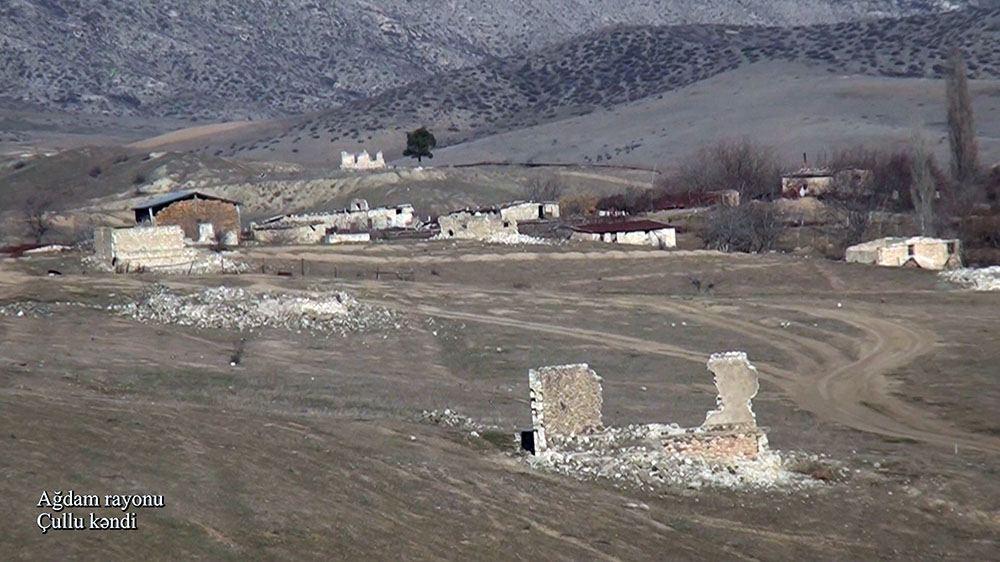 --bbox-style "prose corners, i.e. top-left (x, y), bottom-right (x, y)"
top-left (1, 242), bottom-right (998, 559)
